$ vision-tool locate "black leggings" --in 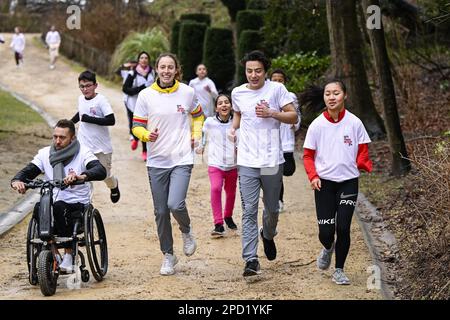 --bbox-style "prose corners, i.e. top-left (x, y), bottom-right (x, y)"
top-left (279, 152), bottom-right (296, 202)
top-left (33, 201), bottom-right (85, 248)
top-left (314, 178), bottom-right (358, 269)
top-left (14, 51), bottom-right (22, 65)
top-left (126, 106), bottom-right (147, 152)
